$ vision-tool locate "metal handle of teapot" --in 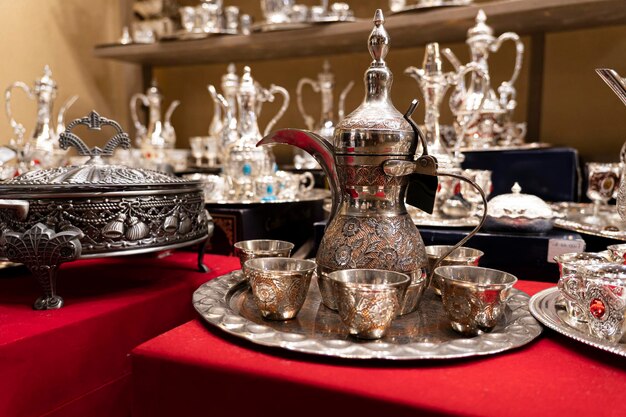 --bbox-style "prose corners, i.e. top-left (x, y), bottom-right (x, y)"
top-left (5, 82), bottom-right (34, 142)
top-left (296, 78), bottom-right (320, 131)
top-left (55, 95), bottom-right (79, 136)
top-left (337, 80), bottom-right (354, 122)
top-left (428, 170), bottom-right (488, 281)
top-left (262, 85), bottom-right (290, 137)
top-left (130, 93), bottom-right (149, 139)
top-left (489, 32), bottom-right (524, 94)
